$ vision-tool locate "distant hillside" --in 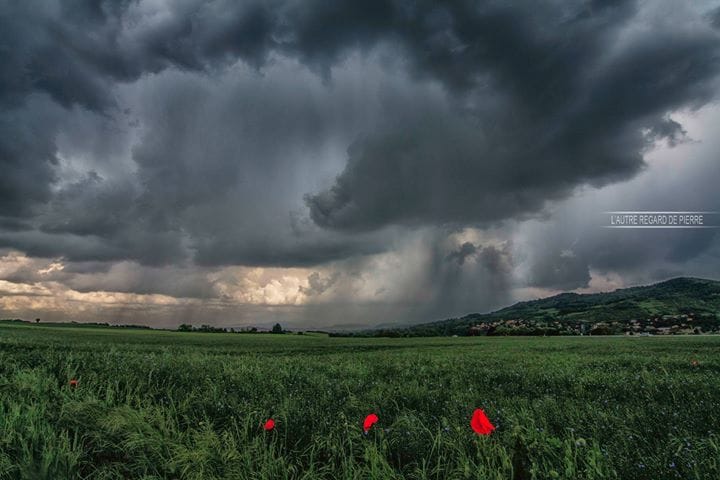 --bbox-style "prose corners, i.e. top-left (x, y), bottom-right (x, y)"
top-left (337, 277), bottom-right (720, 337)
